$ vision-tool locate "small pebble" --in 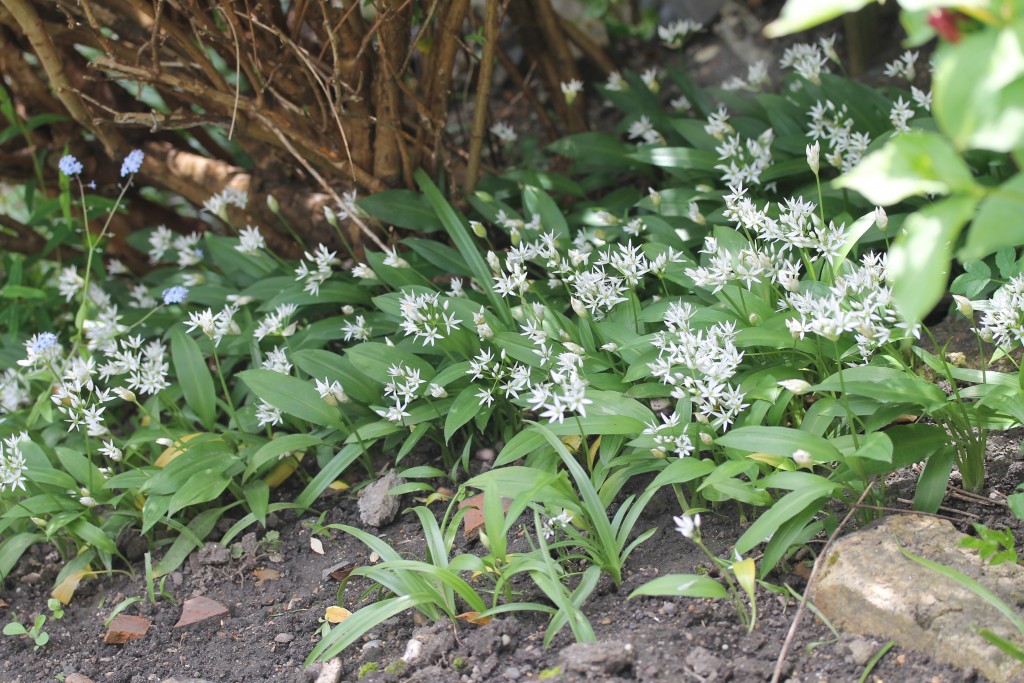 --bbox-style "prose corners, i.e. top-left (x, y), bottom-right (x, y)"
top-left (361, 640), bottom-right (383, 658)
top-left (504, 666), bottom-right (521, 680)
top-left (501, 634), bottom-right (512, 648)
top-left (274, 633), bottom-right (294, 644)
top-left (476, 448), bottom-right (496, 462)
